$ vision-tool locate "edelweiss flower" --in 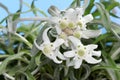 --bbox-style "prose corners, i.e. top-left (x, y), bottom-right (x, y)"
top-left (33, 6), bottom-right (102, 68)
top-left (64, 36), bottom-right (102, 69)
top-left (49, 7), bottom-right (101, 41)
top-left (34, 27), bottom-right (65, 64)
